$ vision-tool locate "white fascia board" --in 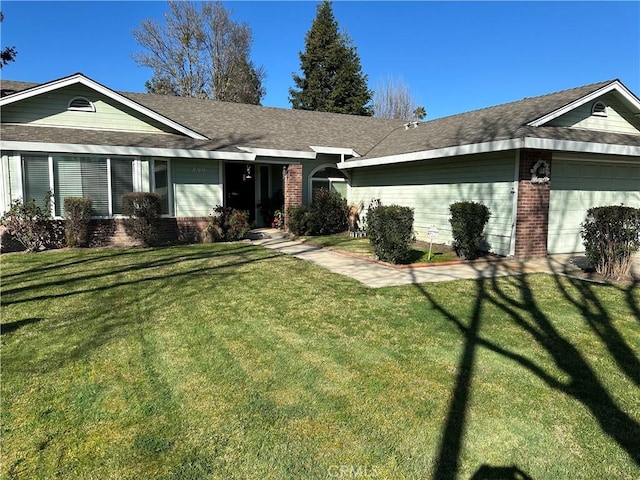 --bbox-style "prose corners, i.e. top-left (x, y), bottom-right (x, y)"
top-left (523, 137), bottom-right (640, 156)
top-left (527, 80), bottom-right (640, 127)
top-left (0, 73), bottom-right (209, 141)
top-left (0, 141), bottom-right (256, 161)
top-left (309, 146), bottom-right (361, 157)
top-left (237, 146), bottom-right (316, 159)
top-left (337, 139), bottom-right (523, 169)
